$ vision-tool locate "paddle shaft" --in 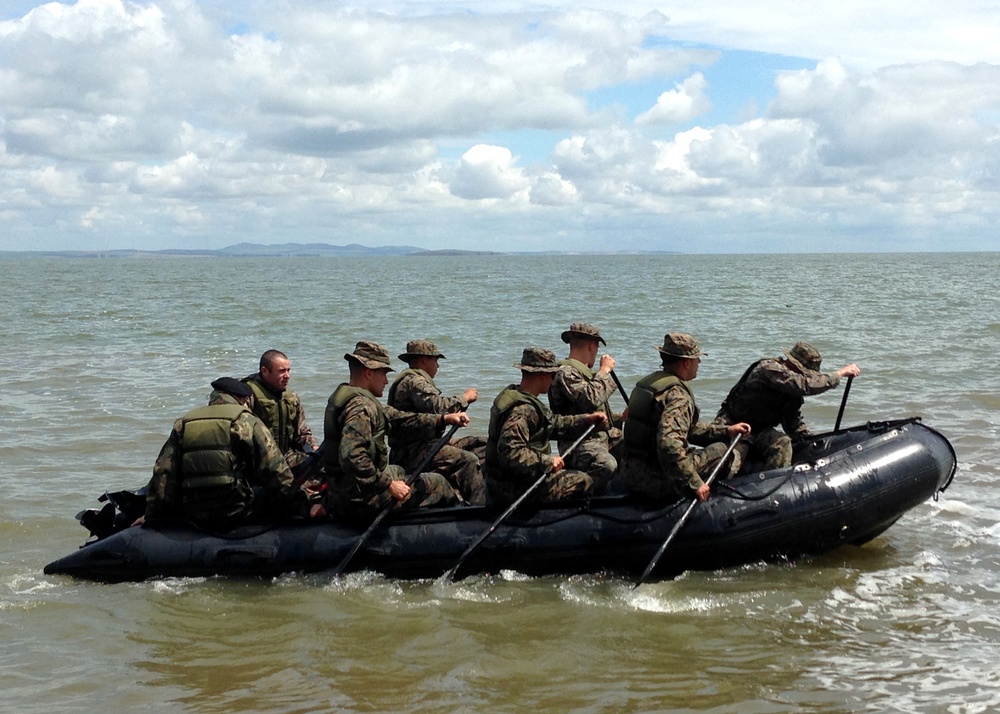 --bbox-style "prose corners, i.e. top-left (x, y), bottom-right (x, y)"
top-left (834, 375), bottom-right (854, 433)
top-left (331, 420), bottom-right (463, 576)
top-left (610, 369), bottom-right (629, 407)
top-left (633, 433), bottom-right (743, 589)
top-left (441, 422), bottom-right (598, 582)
